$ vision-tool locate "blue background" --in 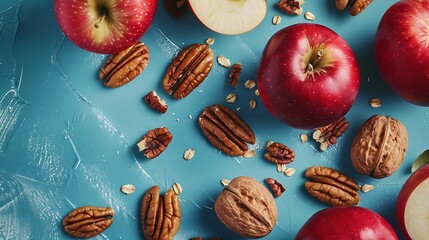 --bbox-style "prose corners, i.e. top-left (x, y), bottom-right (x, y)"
top-left (0, 0), bottom-right (426, 239)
